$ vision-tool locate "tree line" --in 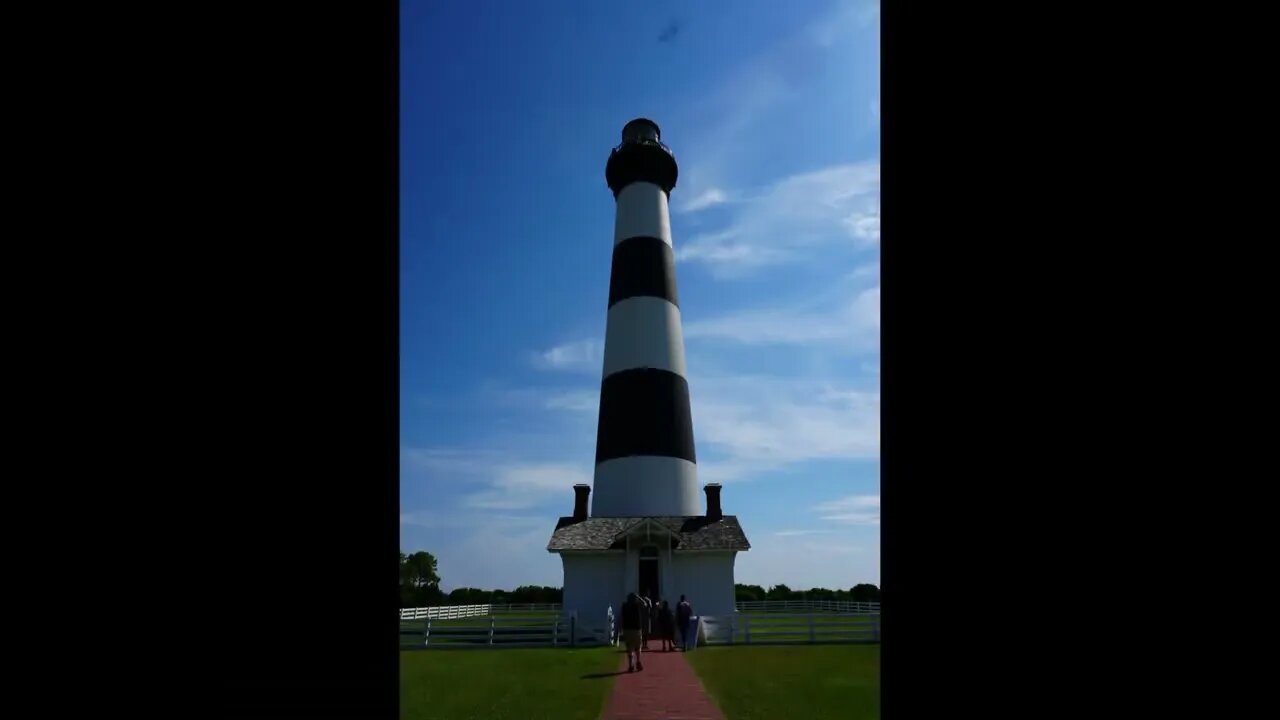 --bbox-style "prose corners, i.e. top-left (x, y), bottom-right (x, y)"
top-left (400, 549), bottom-right (880, 608)
top-left (734, 583), bottom-right (881, 603)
